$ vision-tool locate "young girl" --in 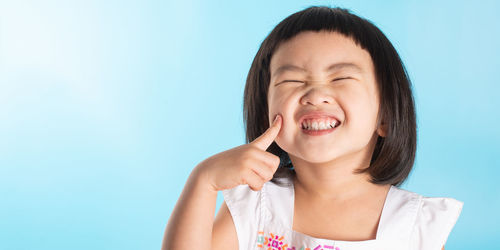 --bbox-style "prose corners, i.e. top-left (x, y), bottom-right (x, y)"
top-left (163, 6), bottom-right (463, 250)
